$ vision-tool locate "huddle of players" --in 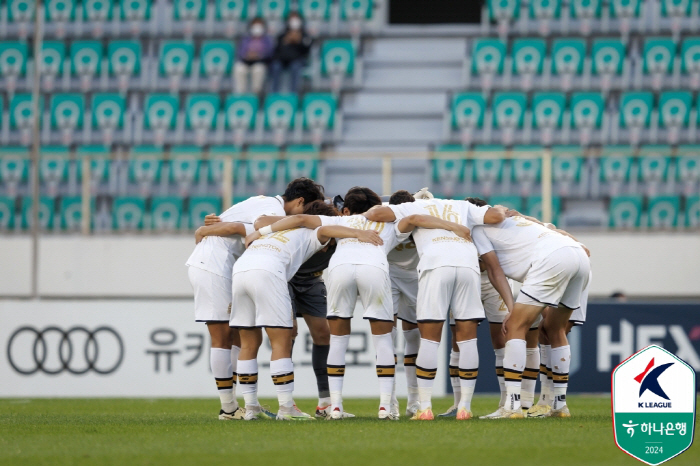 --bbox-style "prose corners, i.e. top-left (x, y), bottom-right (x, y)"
top-left (185, 177), bottom-right (592, 421)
